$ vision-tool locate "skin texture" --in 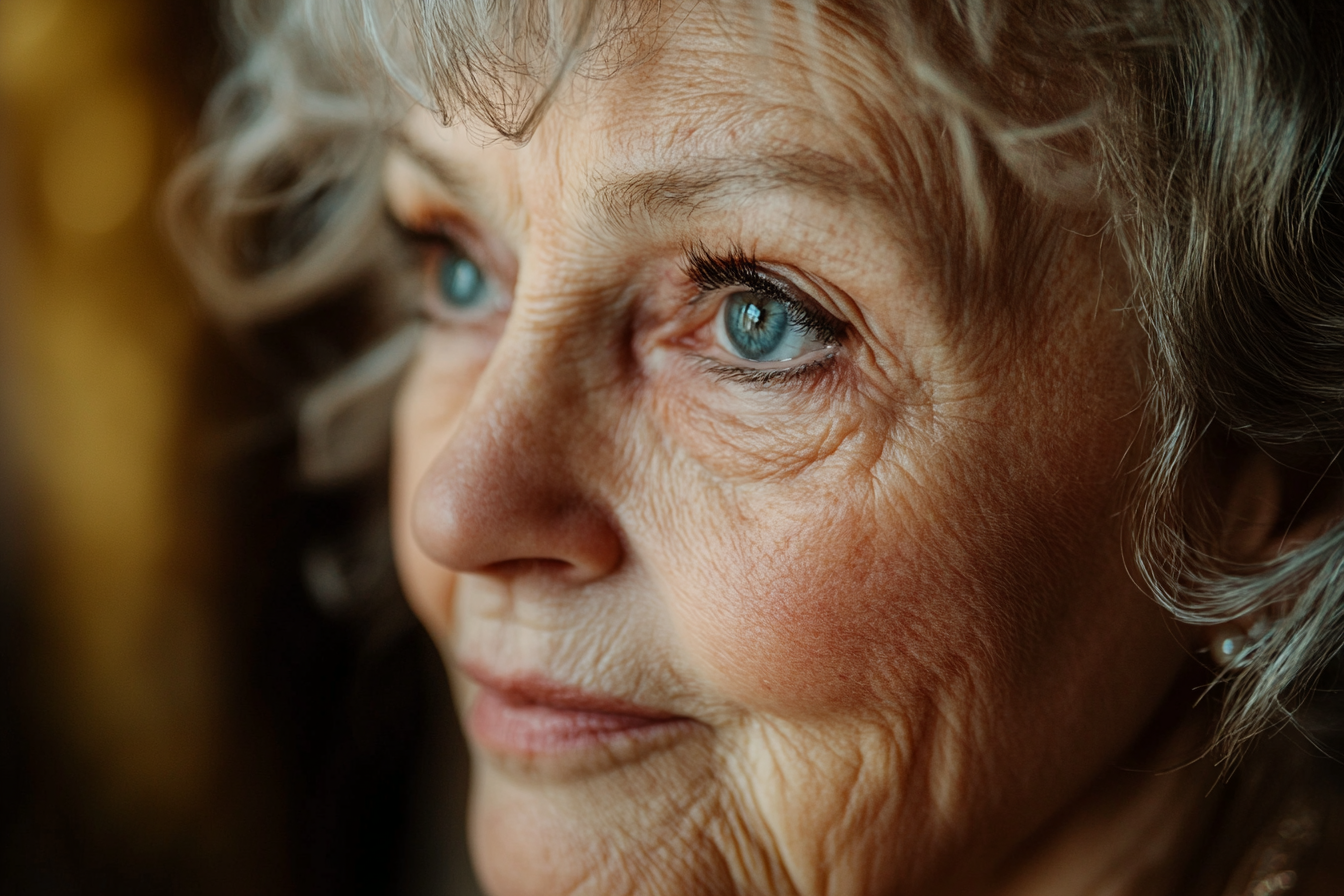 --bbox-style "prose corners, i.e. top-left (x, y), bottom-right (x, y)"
top-left (386, 5), bottom-right (1204, 895)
